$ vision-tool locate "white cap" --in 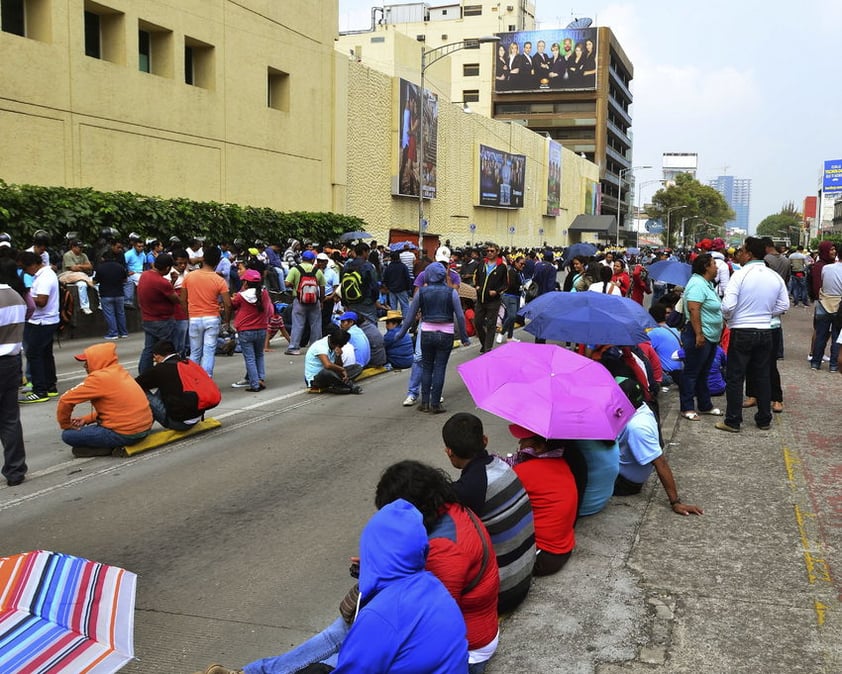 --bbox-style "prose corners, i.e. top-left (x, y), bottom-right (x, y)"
top-left (316, 252), bottom-right (330, 261)
top-left (435, 246), bottom-right (451, 263)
